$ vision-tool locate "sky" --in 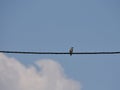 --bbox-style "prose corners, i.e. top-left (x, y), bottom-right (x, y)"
top-left (0, 0), bottom-right (120, 90)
